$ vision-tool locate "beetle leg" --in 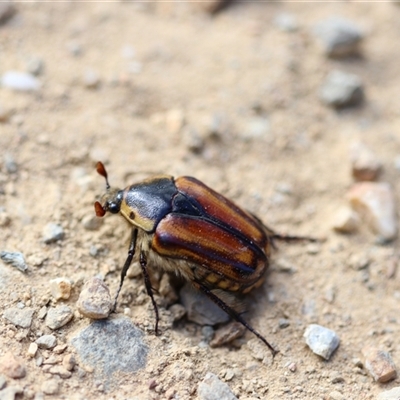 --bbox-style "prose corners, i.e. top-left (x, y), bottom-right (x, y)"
top-left (139, 250), bottom-right (160, 336)
top-left (192, 279), bottom-right (278, 357)
top-left (112, 228), bottom-right (138, 312)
